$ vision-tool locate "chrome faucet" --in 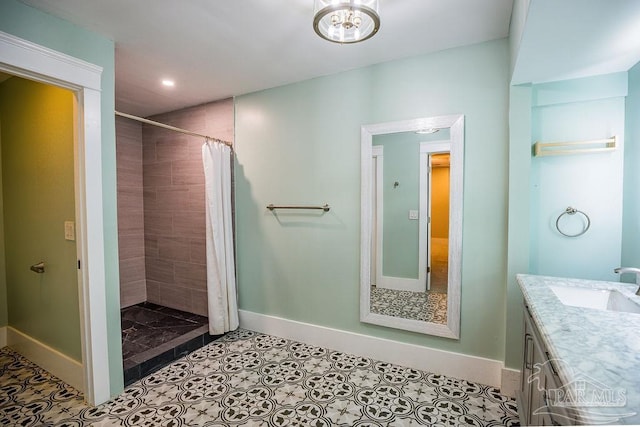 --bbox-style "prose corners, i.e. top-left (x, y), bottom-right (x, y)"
top-left (614, 267), bottom-right (640, 295)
